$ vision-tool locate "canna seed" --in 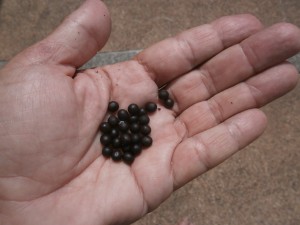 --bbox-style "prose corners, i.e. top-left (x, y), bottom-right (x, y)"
top-left (108, 101), bottom-right (119, 112)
